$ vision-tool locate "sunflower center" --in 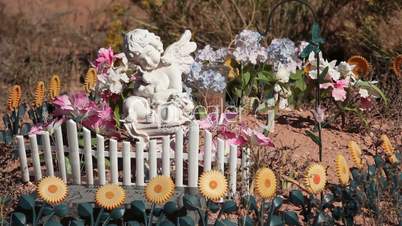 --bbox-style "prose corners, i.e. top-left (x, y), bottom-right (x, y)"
top-left (48, 185), bottom-right (58, 193)
top-left (209, 180), bottom-right (218, 189)
top-left (264, 179), bottom-right (271, 188)
top-left (313, 174), bottom-right (321, 184)
top-left (105, 191), bottom-right (115, 199)
top-left (154, 184), bottom-right (163, 193)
